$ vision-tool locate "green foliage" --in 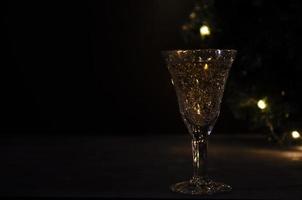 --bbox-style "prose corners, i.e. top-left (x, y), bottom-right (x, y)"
top-left (181, 0), bottom-right (302, 145)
